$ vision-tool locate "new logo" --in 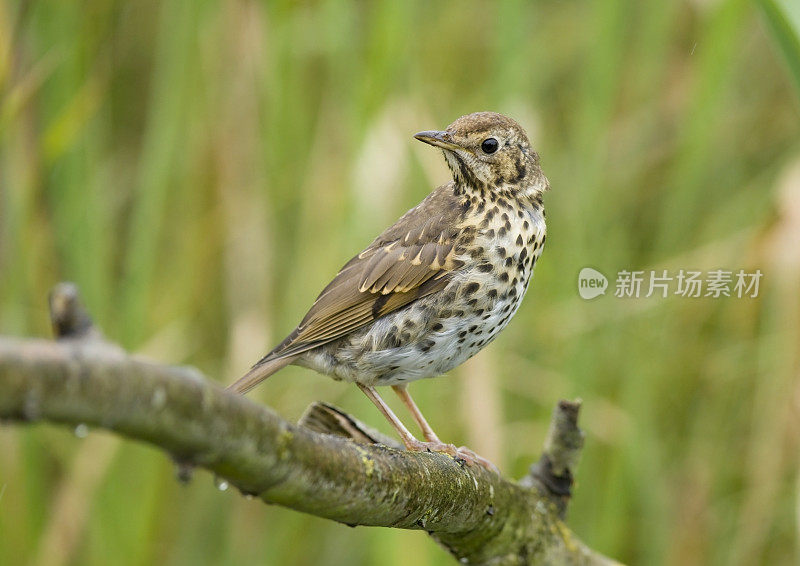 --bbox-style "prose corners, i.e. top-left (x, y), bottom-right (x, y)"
top-left (578, 267), bottom-right (608, 300)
